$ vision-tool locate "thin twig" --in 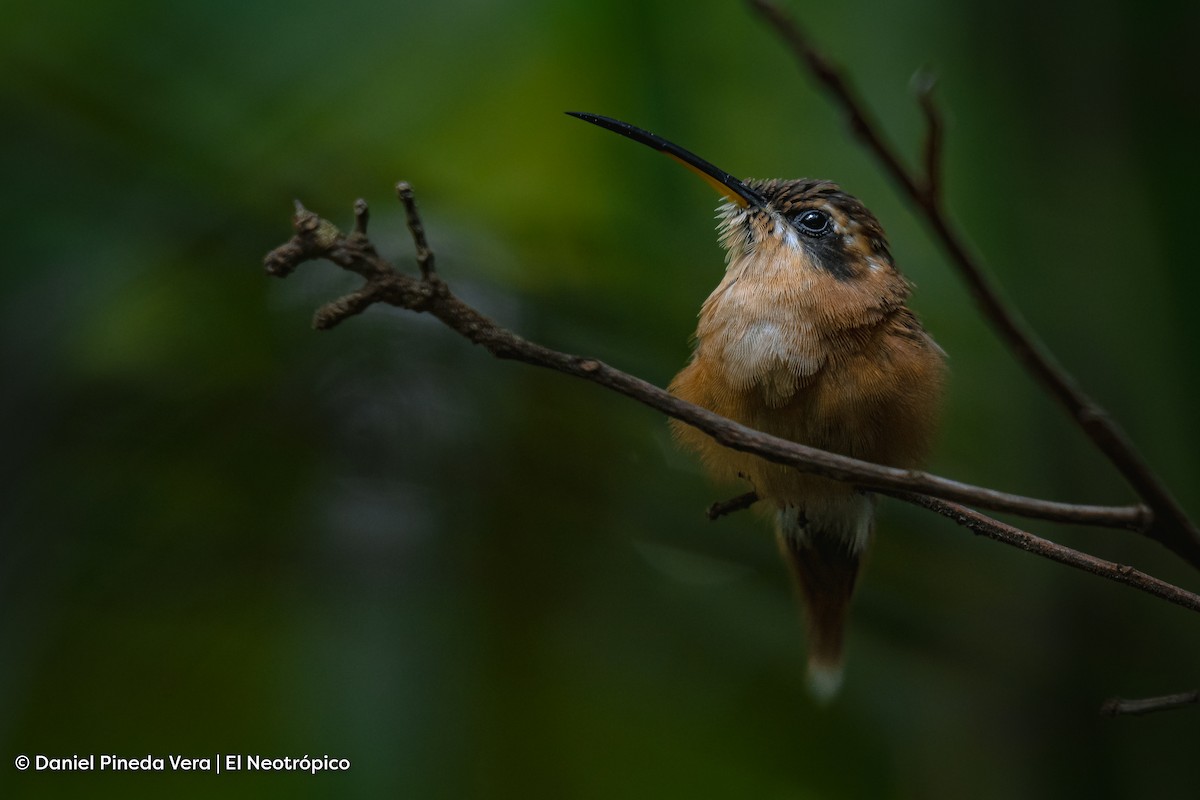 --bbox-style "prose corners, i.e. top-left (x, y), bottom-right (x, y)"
top-left (353, 198), bottom-right (370, 236)
top-left (262, 192), bottom-right (1200, 615)
top-left (708, 486), bottom-right (1200, 615)
top-left (1100, 691), bottom-right (1200, 717)
top-left (397, 181), bottom-right (435, 279)
top-left (882, 490), bottom-right (1200, 614)
top-left (745, 0), bottom-right (1200, 571)
top-left (746, 0), bottom-right (921, 202)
